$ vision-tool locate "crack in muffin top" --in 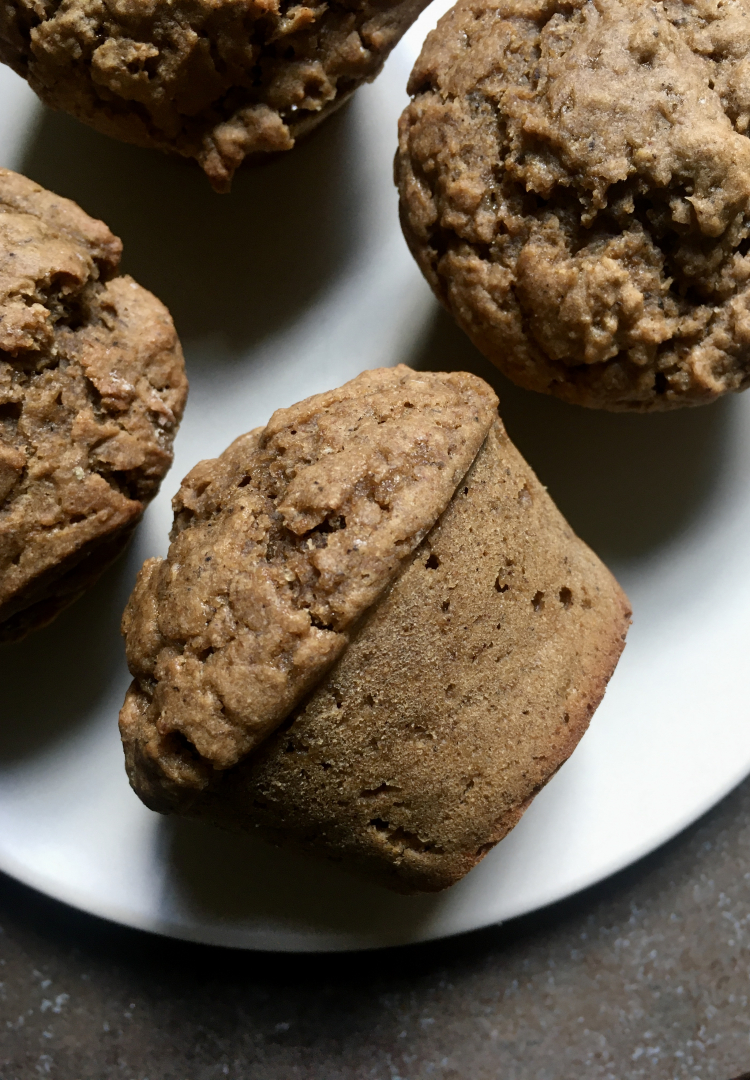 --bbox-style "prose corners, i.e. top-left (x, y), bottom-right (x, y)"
top-left (121, 365), bottom-right (498, 778)
top-left (396, 0), bottom-right (750, 409)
